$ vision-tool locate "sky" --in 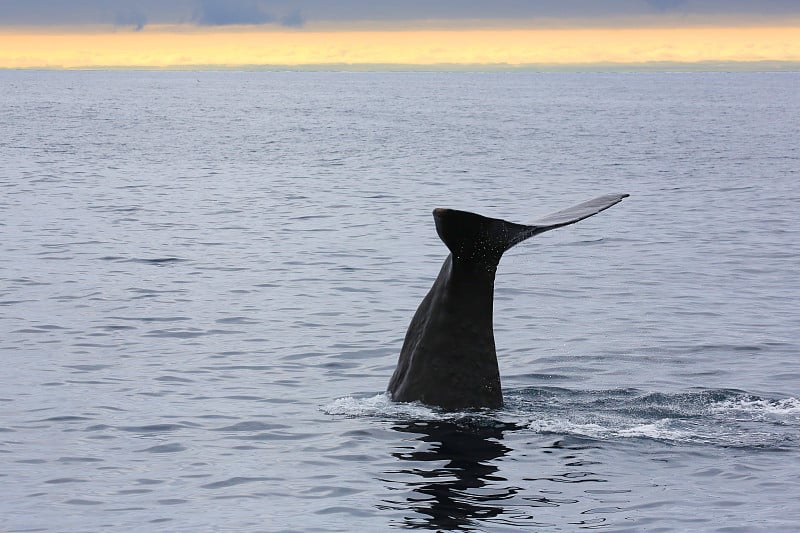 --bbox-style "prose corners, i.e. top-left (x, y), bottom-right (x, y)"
top-left (1, 0), bottom-right (800, 68)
